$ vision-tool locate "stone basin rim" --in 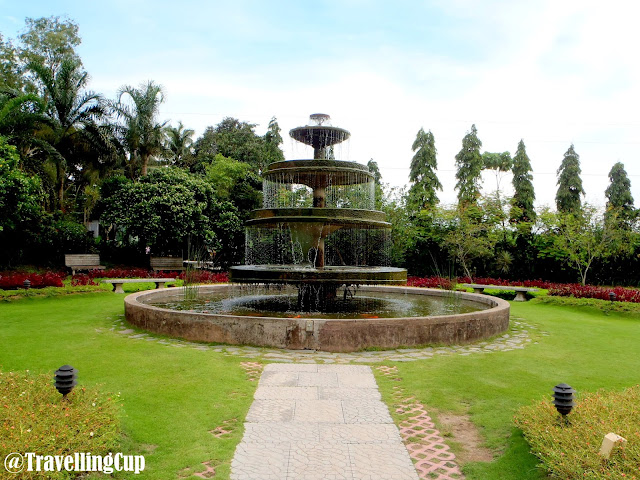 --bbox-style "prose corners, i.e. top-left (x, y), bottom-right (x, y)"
top-left (125, 284), bottom-right (509, 322)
